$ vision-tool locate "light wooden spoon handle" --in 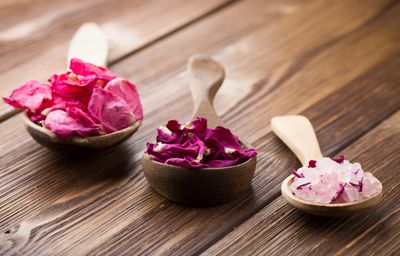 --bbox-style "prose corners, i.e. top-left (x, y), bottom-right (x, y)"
top-left (68, 22), bottom-right (108, 67)
top-left (188, 54), bottom-right (225, 127)
top-left (271, 115), bottom-right (323, 166)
